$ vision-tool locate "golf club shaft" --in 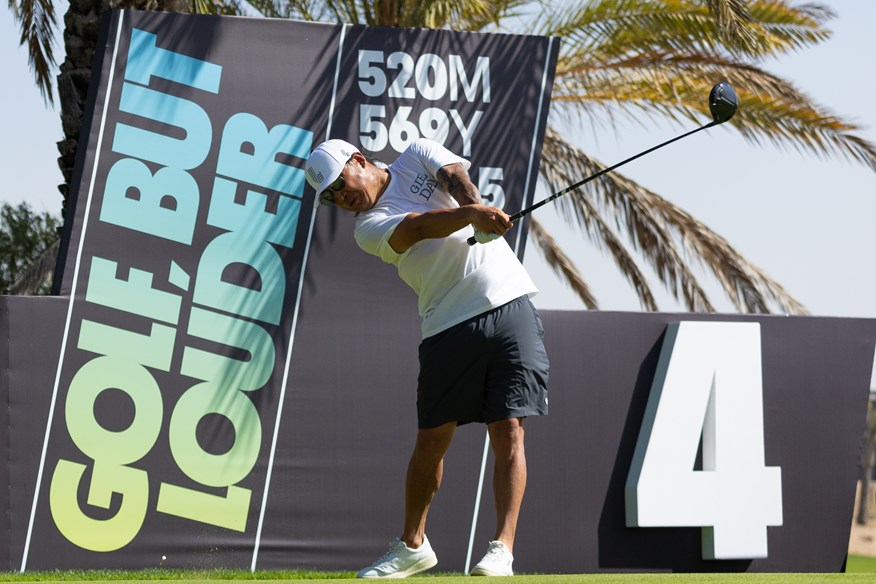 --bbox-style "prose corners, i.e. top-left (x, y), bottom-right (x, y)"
top-left (467, 119), bottom-right (718, 245)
